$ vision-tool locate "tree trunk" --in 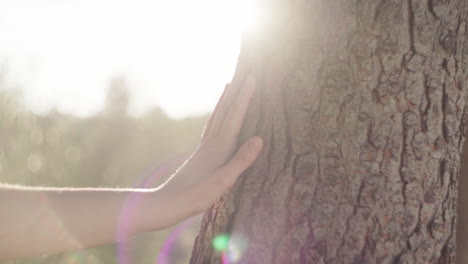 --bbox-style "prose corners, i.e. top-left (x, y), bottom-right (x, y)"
top-left (457, 130), bottom-right (468, 264)
top-left (190, 0), bottom-right (468, 263)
